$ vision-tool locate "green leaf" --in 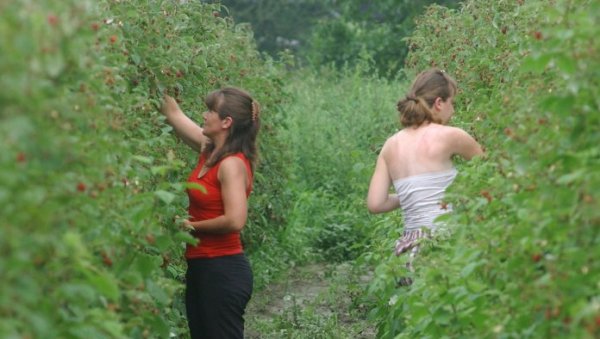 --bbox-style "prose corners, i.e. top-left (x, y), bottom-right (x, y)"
top-left (154, 234), bottom-right (172, 251)
top-left (82, 269), bottom-right (120, 302)
top-left (154, 190), bottom-right (175, 204)
top-left (519, 54), bottom-right (552, 73)
top-left (132, 155), bottom-right (154, 164)
top-left (150, 165), bottom-right (170, 175)
top-left (460, 262), bottom-right (479, 278)
top-left (146, 279), bottom-right (170, 305)
top-left (134, 254), bottom-right (160, 279)
top-left (183, 182), bottom-right (207, 193)
top-left (554, 54), bottom-right (577, 74)
top-left (144, 313), bottom-right (171, 338)
top-left (131, 54), bottom-right (141, 65)
top-left (556, 169), bottom-right (585, 185)
top-left (45, 53), bottom-right (66, 77)
top-left (174, 231), bottom-right (198, 245)
top-left (433, 310), bottom-right (451, 325)
top-left (63, 232), bottom-right (88, 259)
top-left (540, 95), bottom-right (576, 114)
